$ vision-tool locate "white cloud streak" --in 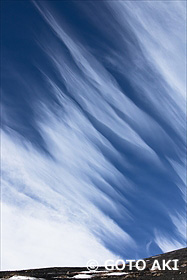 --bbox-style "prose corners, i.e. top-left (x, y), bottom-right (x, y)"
top-left (1, 0), bottom-right (186, 270)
